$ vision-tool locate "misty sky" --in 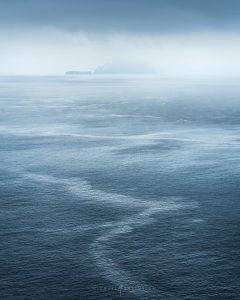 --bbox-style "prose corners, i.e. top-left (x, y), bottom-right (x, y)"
top-left (1, 0), bottom-right (240, 75)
